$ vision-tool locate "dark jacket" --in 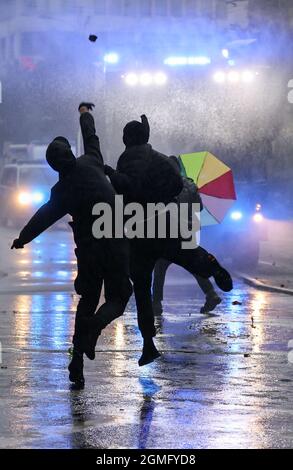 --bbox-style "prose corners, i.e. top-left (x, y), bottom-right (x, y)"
top-left (109, 143), bottom-right (183, 204)
top-left (177, 176), bottom-right (203, 229)
top-left (18, 112), bottom-right (116, 246)
top-left (177, 177), bottom-right (203, 210)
